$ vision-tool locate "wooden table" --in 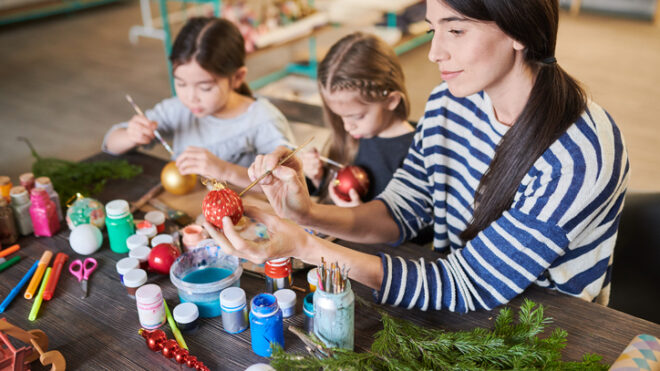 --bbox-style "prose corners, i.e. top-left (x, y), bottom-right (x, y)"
top-left (1, 151), bottom-right (659, 370)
